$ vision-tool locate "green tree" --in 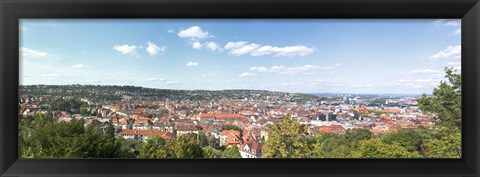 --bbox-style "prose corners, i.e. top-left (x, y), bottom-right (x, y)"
top-left (417, 67), bottom-right (461, 130)
top-left (203, 147), bottom-right (219, 158)
top-left (19, 116), bottom-right (132, 158)
top-left (381, 128), bottom-right (421, 153)
top-left (198, 131), bottom-right (209, 147)
top-left (344, 128), bottom-right (372, 148)
top-left (352, 139), bottom-right (422, 158)
top-left (263, 115), bottom-right (312, 158)
top-left (138, 136), bottom-right (169, 158)
top-left (422, 127), bottom-right (461, 158)
top-left (417, 67), bottom-right (462, 158)
top-left (313, 133), bottom-right (352, 158)
top-left (224, 145), bottom-right (241, 158)
top-left (169, 134), bottom-right (204, 158)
